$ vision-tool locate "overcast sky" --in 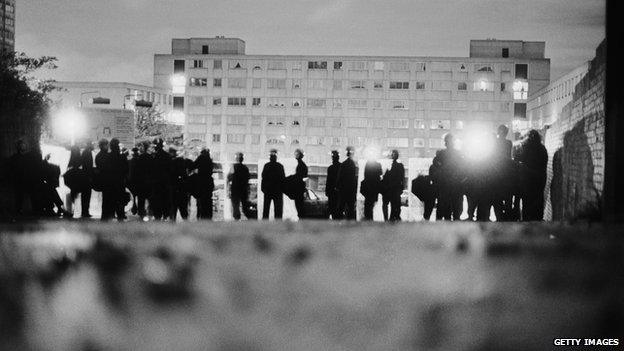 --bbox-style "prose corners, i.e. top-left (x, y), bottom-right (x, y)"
top-left (16, 0), bottom-right (605, 86)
